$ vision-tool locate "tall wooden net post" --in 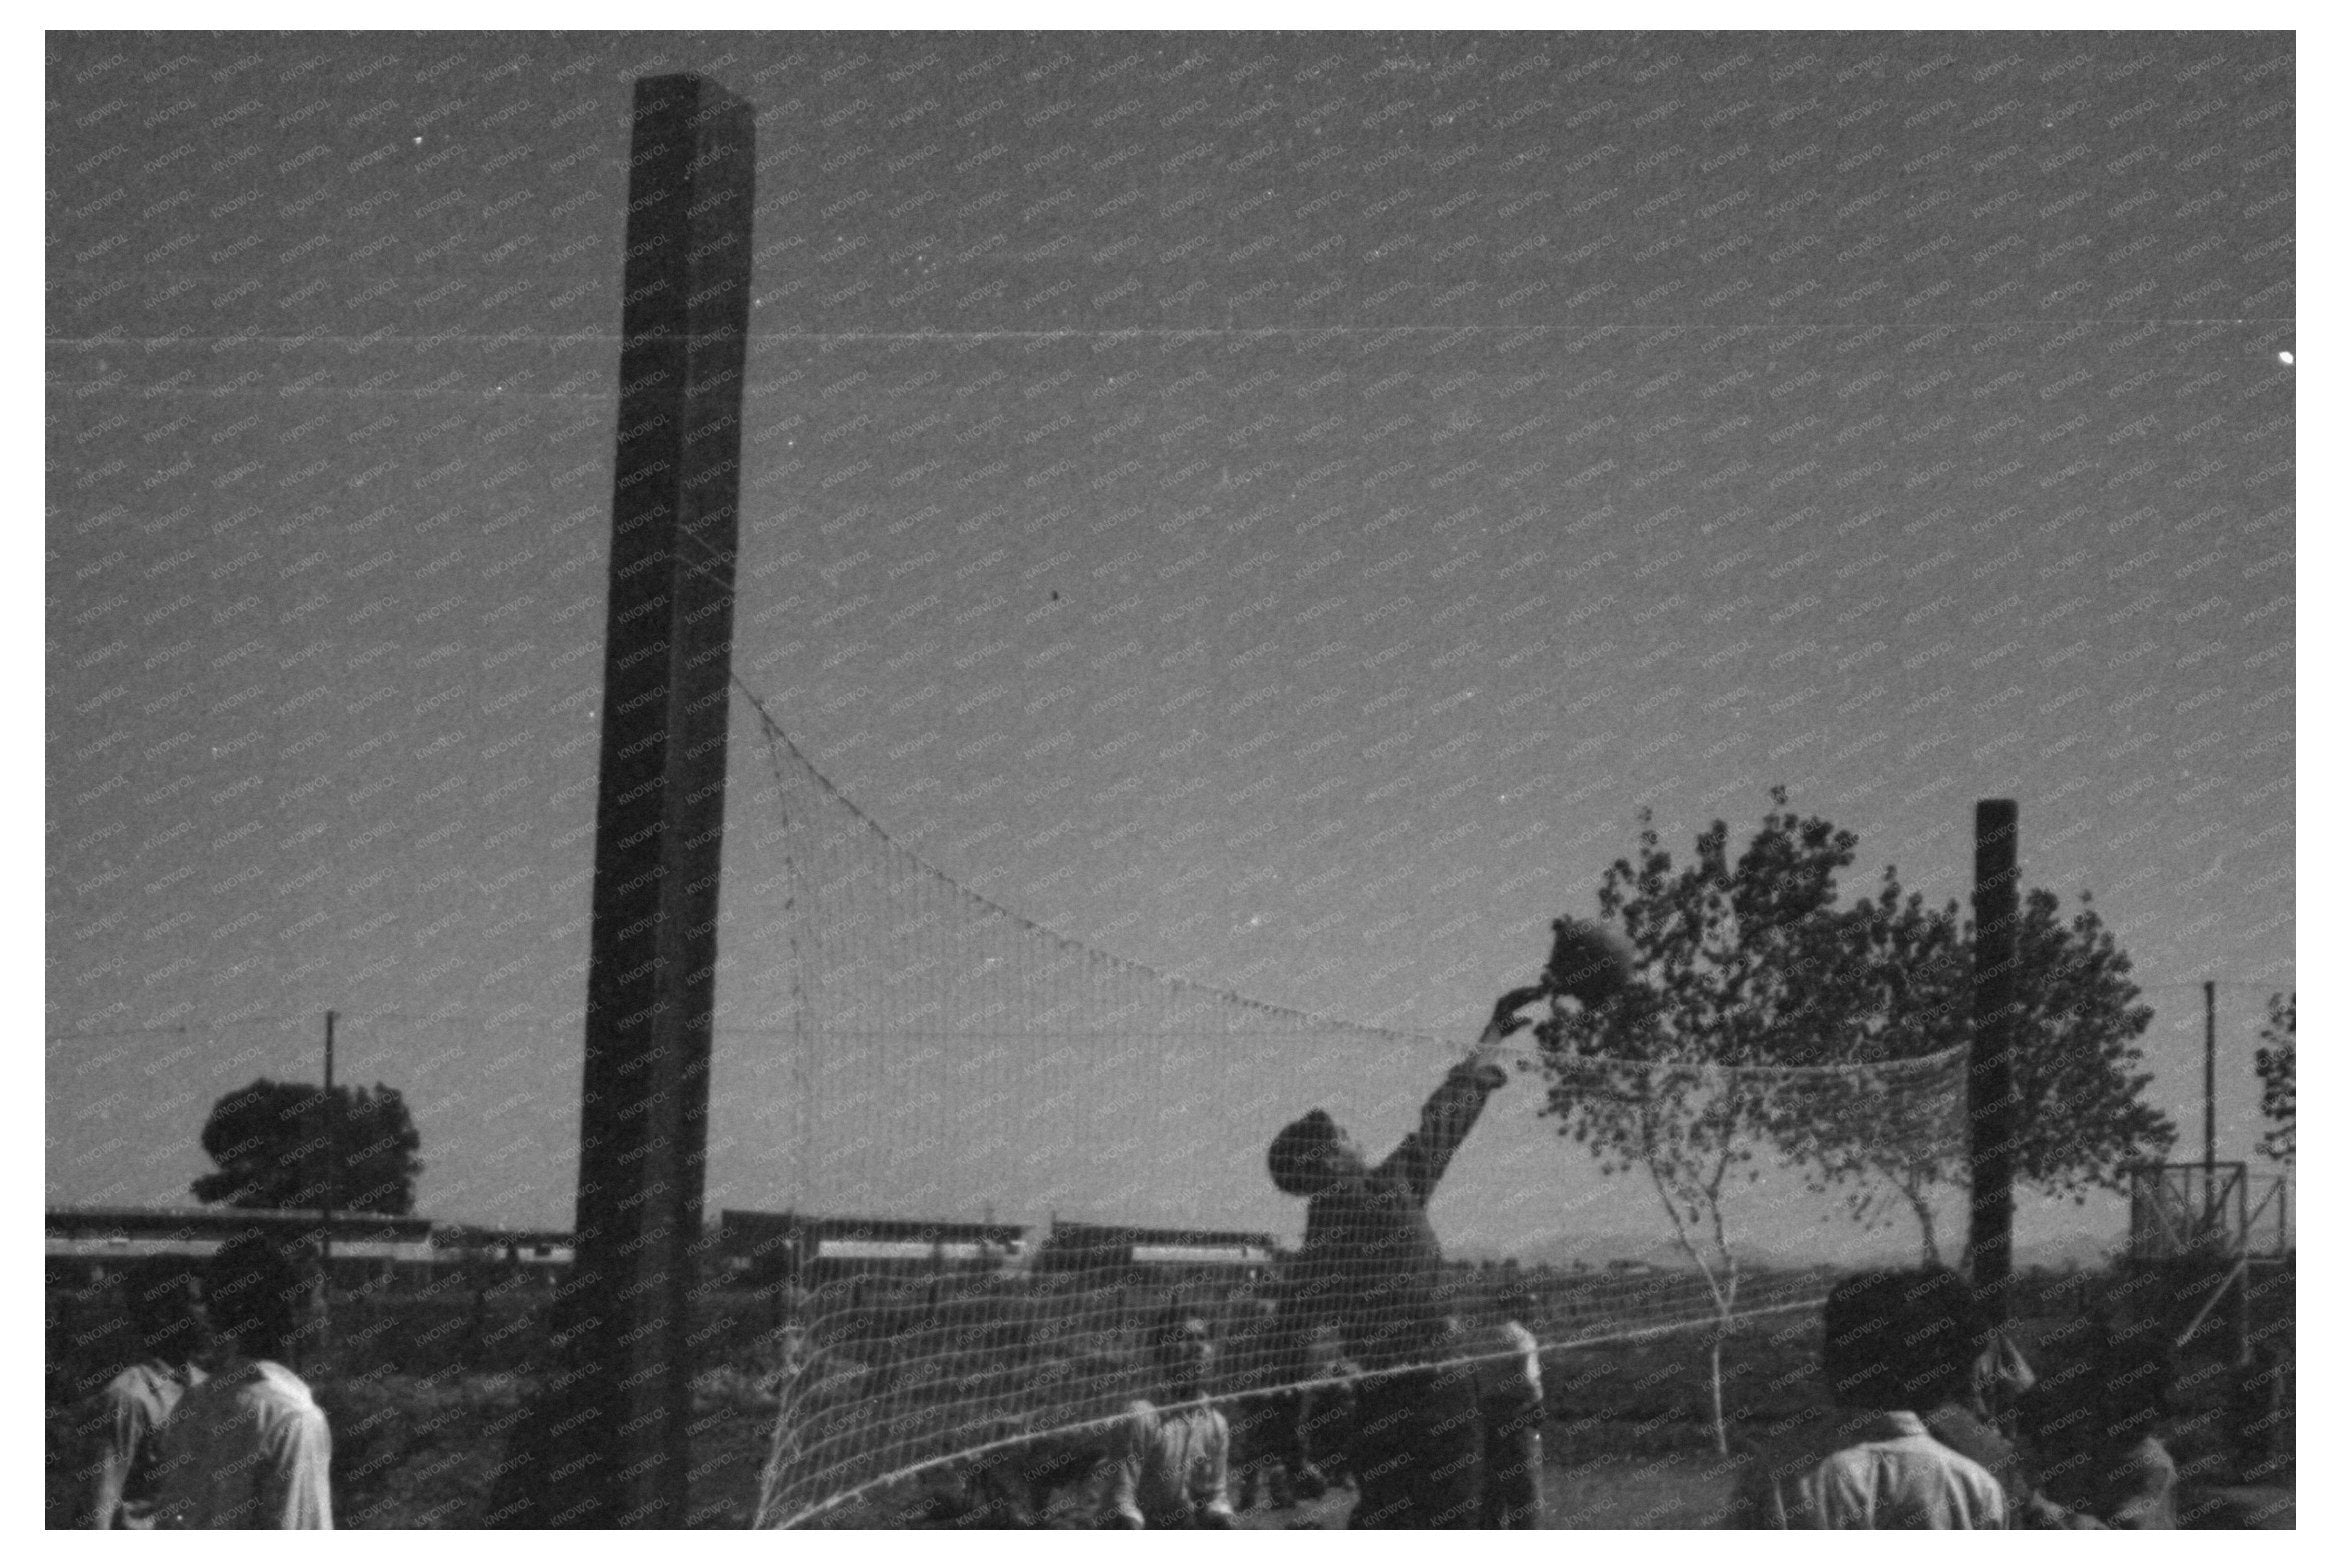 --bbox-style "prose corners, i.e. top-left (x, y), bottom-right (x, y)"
top-left (492, 73), bottom-right (755, 1528)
